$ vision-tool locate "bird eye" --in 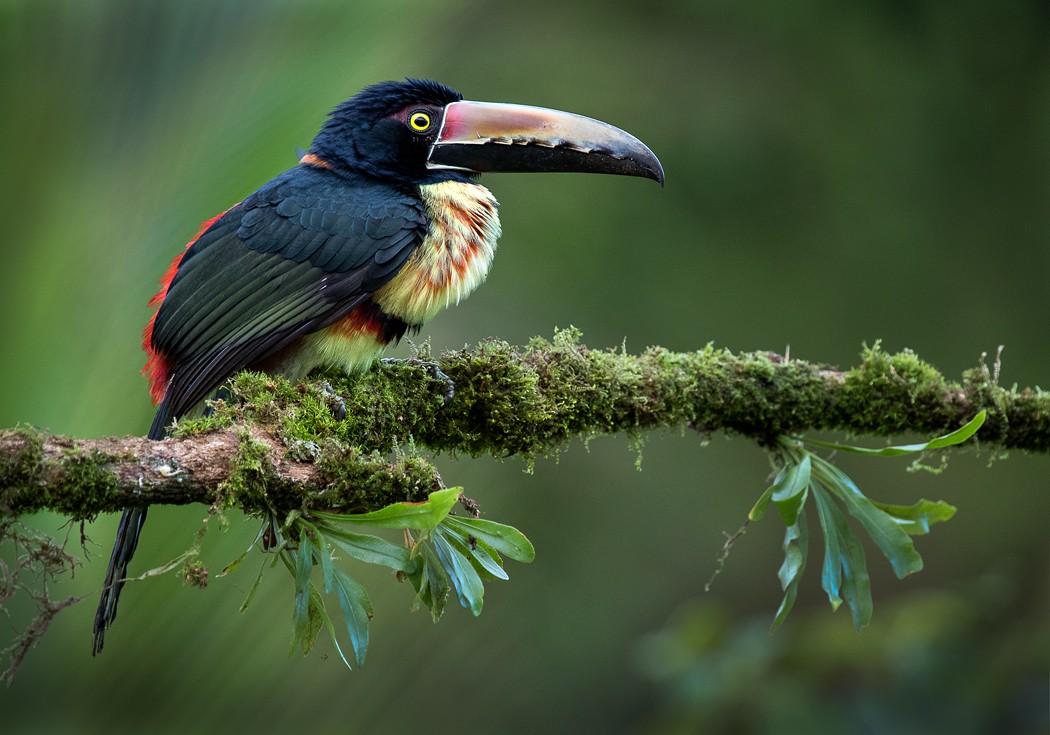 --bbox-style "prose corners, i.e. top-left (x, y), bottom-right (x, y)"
top-left (409, 111), bottom-right (432, 132)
